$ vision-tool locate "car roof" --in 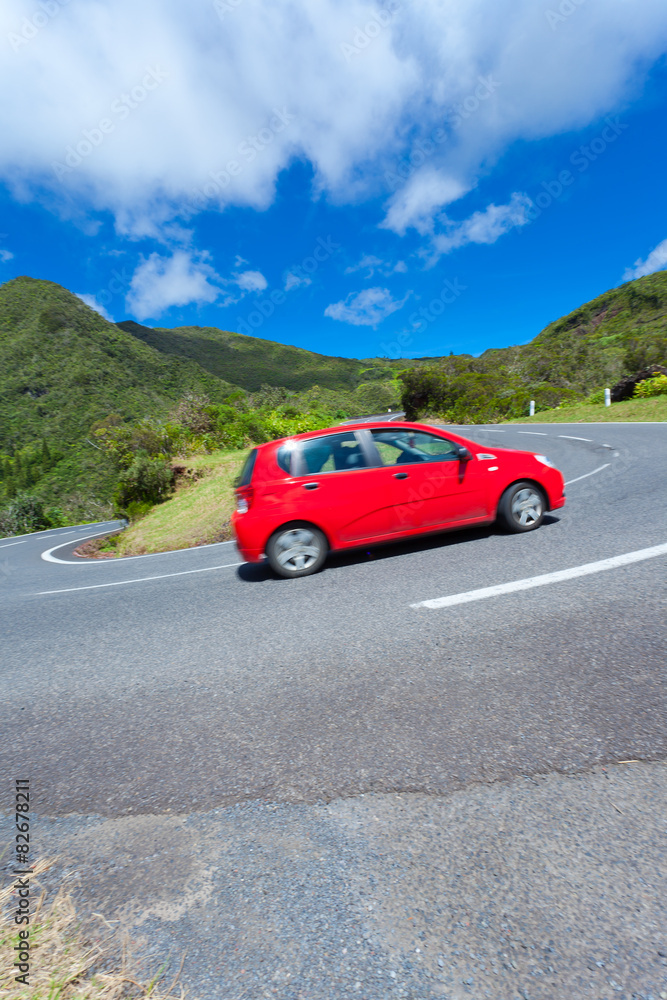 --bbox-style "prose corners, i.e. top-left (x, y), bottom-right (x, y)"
top-left (258, 420), bottom-right (461, 449)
